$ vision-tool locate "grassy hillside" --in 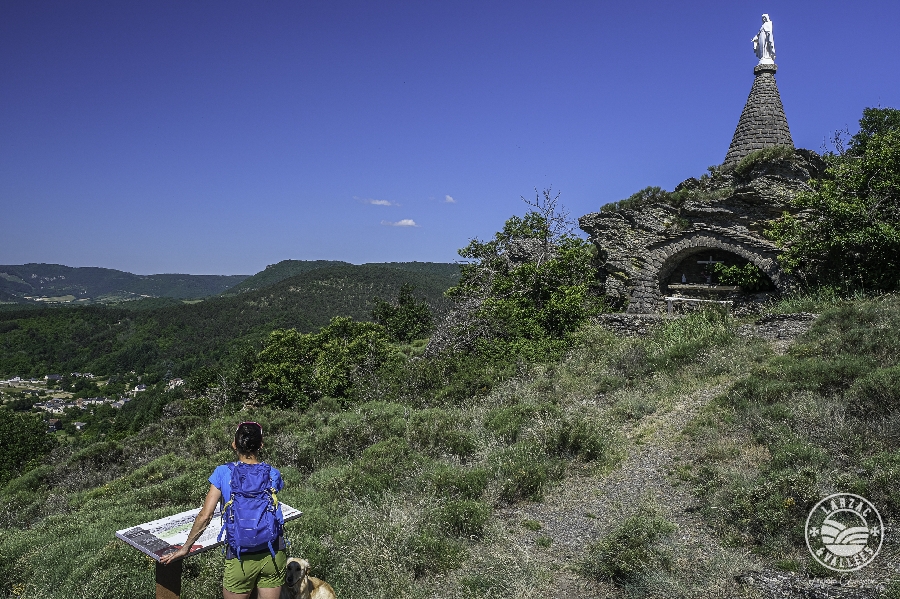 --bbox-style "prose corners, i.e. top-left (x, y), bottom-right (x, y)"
top-left (0, 263), bottom-right (458, 378)
top-left (0, 264), bottom-right (249, 304)
top-left (3, 298), bottom-right (898, 598)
